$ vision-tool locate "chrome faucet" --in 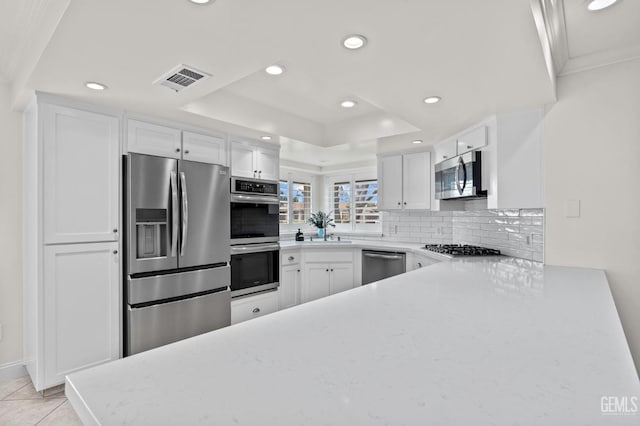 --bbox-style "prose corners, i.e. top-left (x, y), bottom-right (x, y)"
top-left (323, 217), bottom-right (328, 241)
